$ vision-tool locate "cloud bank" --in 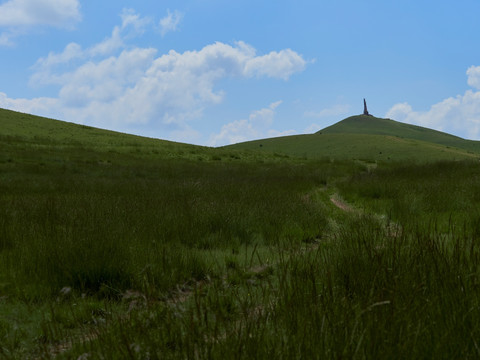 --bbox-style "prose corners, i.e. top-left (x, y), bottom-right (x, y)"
top-left (386, 66), bottom-right (480, 139)
top-left (0, 9), bottom-right (307, 143)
